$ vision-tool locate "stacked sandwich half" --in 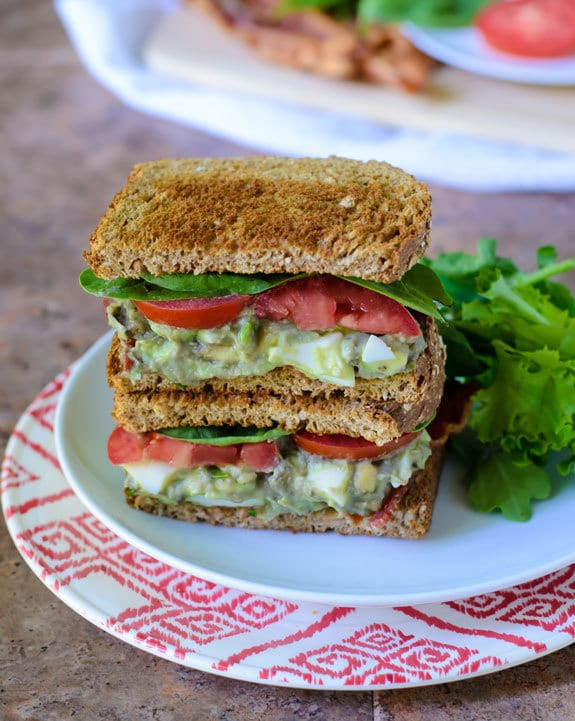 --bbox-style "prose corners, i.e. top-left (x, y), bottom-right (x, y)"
top-left (81, 156), bottom-right (452, 538)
